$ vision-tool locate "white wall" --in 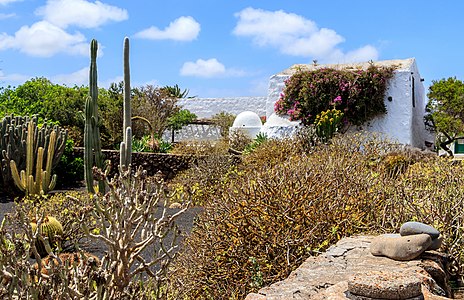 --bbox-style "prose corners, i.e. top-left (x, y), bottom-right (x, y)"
top-left (266, 59), bottom-right (431, 149)
top-left (177, 97), bottom-right (267, 119)
top-left (266, 74), bottom-right (288, 118)
top-left (365, 70), bottom-right (413, 146)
